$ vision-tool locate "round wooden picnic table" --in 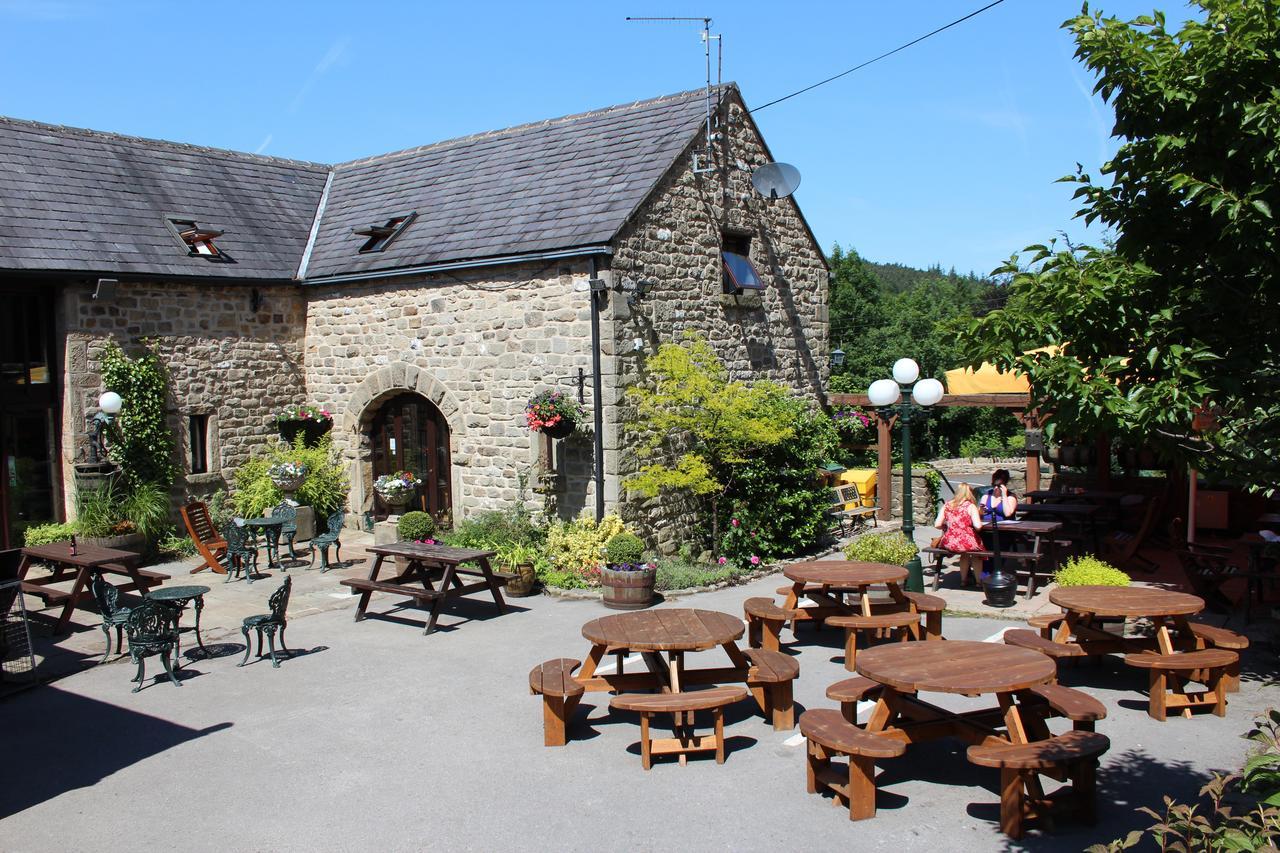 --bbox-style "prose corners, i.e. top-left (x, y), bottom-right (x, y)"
top-left (1049, 585), bottom-right (1203, 618)
top-left (581, 608), bottom-right (743, 652)
top-left (856, 640), bottom-right (1056, 695)
top-left (784, 560), bottom-right (908, 587)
